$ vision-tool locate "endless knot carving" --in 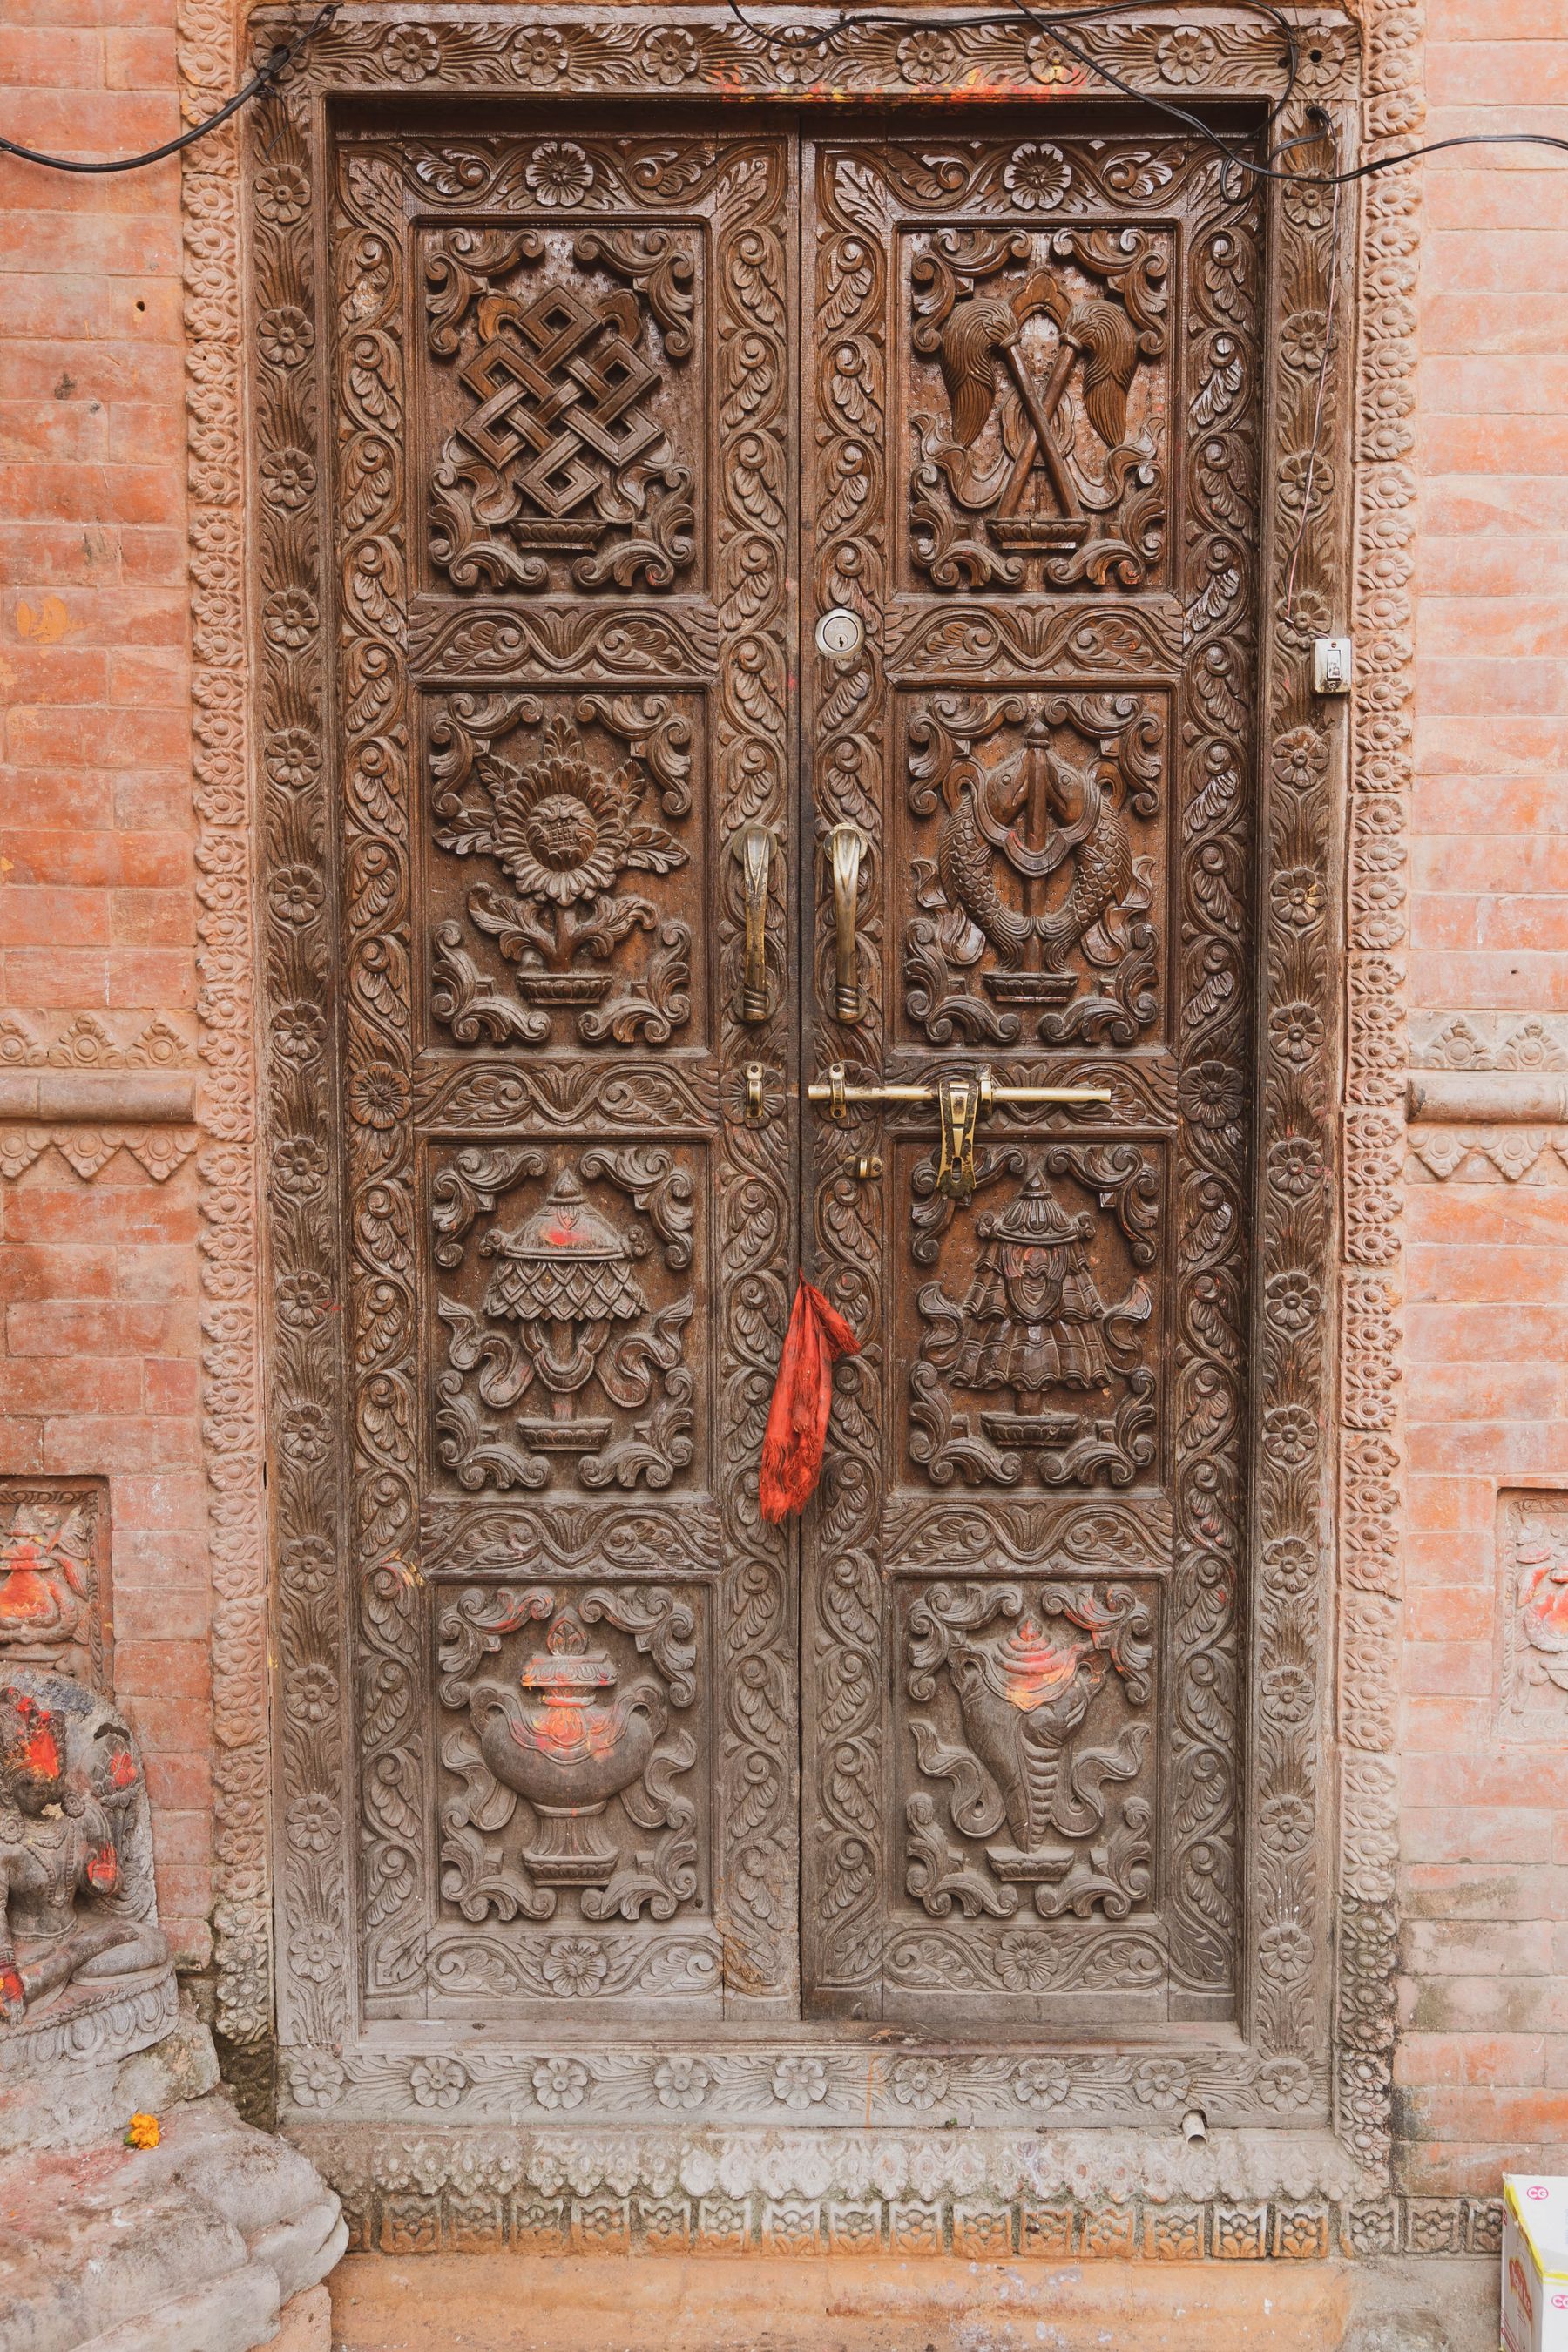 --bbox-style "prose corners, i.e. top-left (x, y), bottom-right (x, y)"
top-left (426, 225), bottom-right (698, 593)
top-left (902, 691), bottom-right (1163, 1047)
top-left (432, 1146), bottom-right (698, 1494)
top-left (436, 1584), bottom-right (703, 1932)
top-left (429, 695), bottom-right (694, 1049)
top-left (909, 226), bottom-right (1169, 592)
top-left (902, 1579), bottom-right (1155, 1924)
top-left (909, 1150), bottom-right (1158, 1489)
